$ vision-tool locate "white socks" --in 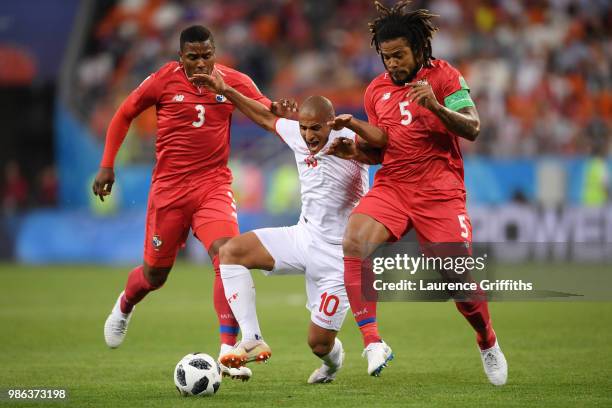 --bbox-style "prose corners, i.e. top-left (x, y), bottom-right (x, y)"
top-left (321, 338), bottom-right (343, 371)
top-left (220, 264), bottom-right (262, 341)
